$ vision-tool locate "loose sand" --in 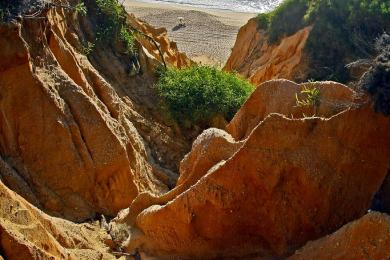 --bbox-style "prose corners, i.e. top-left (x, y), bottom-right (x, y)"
top-left (124, 0), bottom-right (256, 65)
